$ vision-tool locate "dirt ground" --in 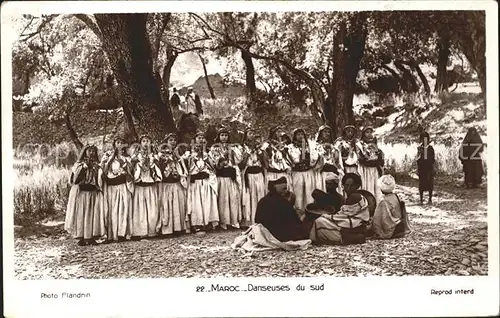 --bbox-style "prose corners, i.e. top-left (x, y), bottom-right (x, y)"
top-left (13, 176), bottom-right (488, 279)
